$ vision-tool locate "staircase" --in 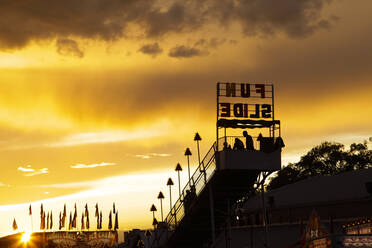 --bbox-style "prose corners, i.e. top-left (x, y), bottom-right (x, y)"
top-left (153, 140), bottom-right (281, 248)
